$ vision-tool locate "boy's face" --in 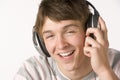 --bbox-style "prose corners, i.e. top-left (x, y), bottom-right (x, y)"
top-left (42, 17), bottom-right (86, 71)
